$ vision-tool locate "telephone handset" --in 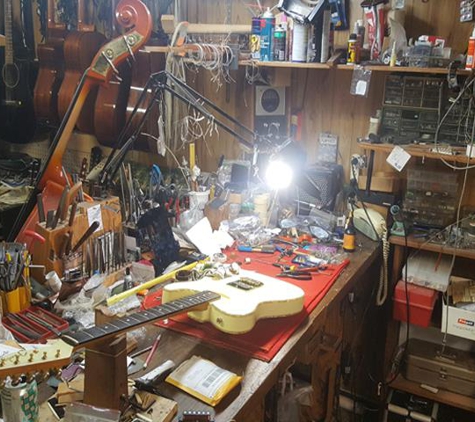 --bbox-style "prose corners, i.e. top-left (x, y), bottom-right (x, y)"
top-left (353, 207), bottom-right (389, 306)
top-left (353, 208), bottom-right (386, 241)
